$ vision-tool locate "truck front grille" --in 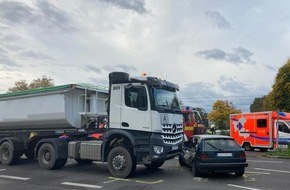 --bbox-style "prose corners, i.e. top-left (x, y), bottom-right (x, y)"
top-left (161, 124), bottom-right (183, 145)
